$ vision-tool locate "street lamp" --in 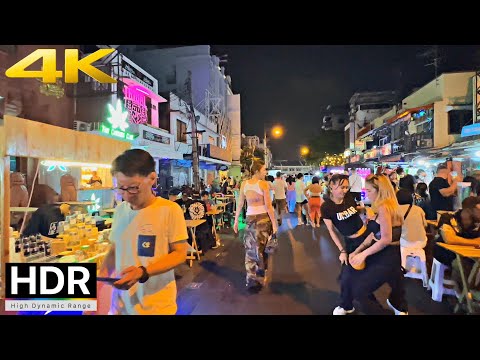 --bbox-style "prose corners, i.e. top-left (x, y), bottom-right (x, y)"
top-left (300, 146), bottom-right (310, 156)
top-left (263, 124), bottom-right (285, 168)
